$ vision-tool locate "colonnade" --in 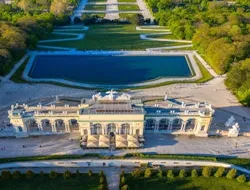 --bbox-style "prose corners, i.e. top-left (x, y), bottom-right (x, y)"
top-left (25, 118), bottom-right (79, 134)
top-left (144, 118), bottom-right (197, 133)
